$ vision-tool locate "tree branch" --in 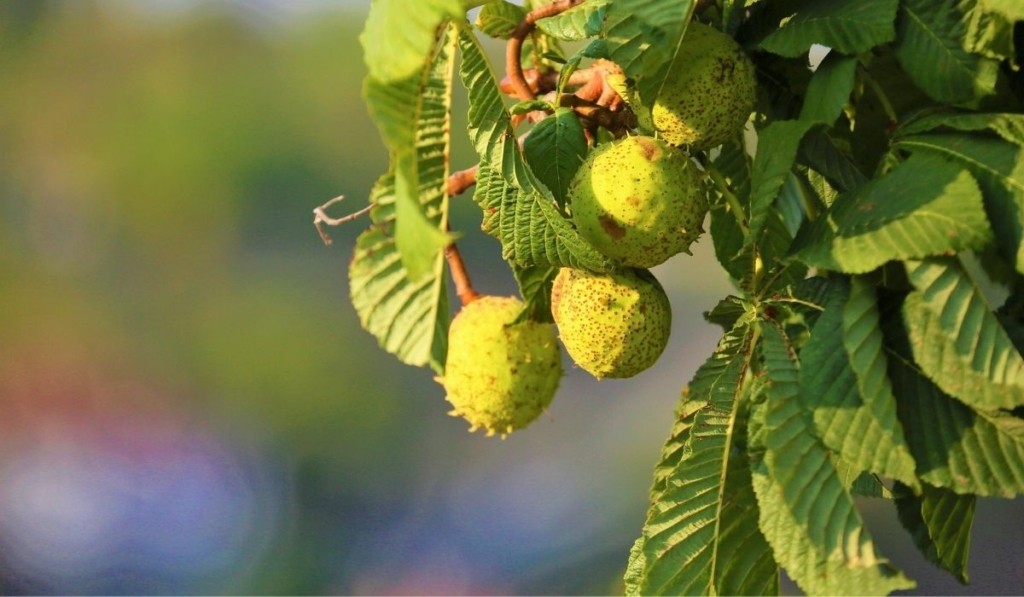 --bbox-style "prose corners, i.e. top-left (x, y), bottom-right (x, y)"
top-left (505, 0), bottom-right (586, 100)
